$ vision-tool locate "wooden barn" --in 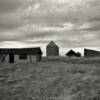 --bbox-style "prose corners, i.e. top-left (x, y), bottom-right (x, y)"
top-left (0, 47), bottom-right (42, 63)
top-left (66, 50), bottom-right (81, 57)
top-left (46, 41), bottom-right (59, 57)
top-left (84, 48), bottom-right (100, 57)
